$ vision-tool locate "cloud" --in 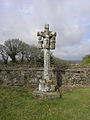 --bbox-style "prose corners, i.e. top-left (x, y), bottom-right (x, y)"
top-left (54, 39), bottom-right (90, 60)
top-left (56, 25), bottom-right (85, 47)
top-left (0, 0), bottom-right (90, 60)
